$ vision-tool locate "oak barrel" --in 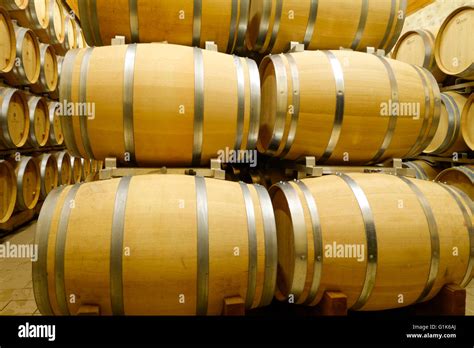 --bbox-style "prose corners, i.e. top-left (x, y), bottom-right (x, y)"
top-left (8, 0), bottom-right (49, 32)
top-left (46, 101), bottom-right (64, 145)
top-left (403, 160), bottom-right (442, 180)
top-left (270, 173), bottom-right (473, 311)
top-left (258, 50), bottom-right (441, 164)
top-left (434, 6), bottom-right (474, 80)
top-left (392, 27), bottom-right (446, 82)
top-left (462, 93), bottom-right (474, 151)
top-left (70, 156), bottom-right (82, 183)
top-left (30, 43), bottom-right (59, 94)
top-left (80, 158), bottom-right (90, 181)
top-left (26, 96), bottom-right (50, 148)
top-left (33, 174), bottom-right (277, 315)
top-left (2, 24), bottom-right (41, 86)
top-left (54, 12), bottom-right (75, 55)
top-left (76, 0), bottom-right (249, 54)
top-left (247, 0), bottom-right (407, 54)
top-left (0, 160), bottom-right (17, 223)
top-left (48, 55), bottom-right (63, 100)
top-left (35, 0), bottom-right (65, 45)
top-left (59, 43), bottom-right (260, 166)
top-left (0, 0), bottom-right (28, 11)
top-left (9, 156), bottom-right (41, 211)
top-left (0, 87), bottom-right (30, 149)
top-left (34, 153), bottom-right (58, 200)
top-left (53, 151), bottom-right (72, 186)
top-left (435, 165), bottom-right (474, 200)
top-left (424, 92), bottom-right (469, 156)
top-left (0, 7), bottom-right (16, 74)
